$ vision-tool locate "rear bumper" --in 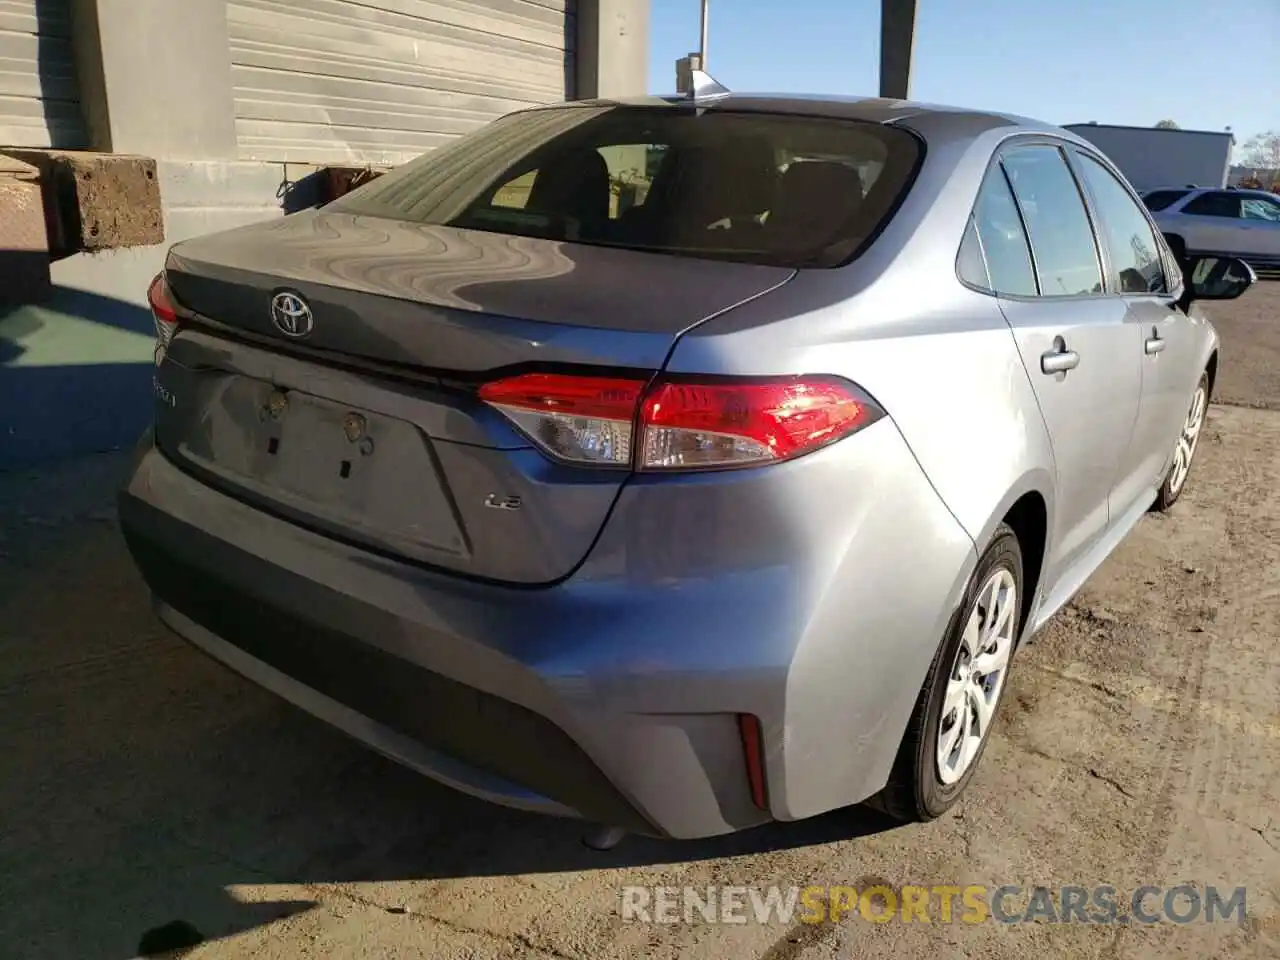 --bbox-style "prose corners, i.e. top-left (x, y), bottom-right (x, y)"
top-left (119, 423), bottom-right (975, 839)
